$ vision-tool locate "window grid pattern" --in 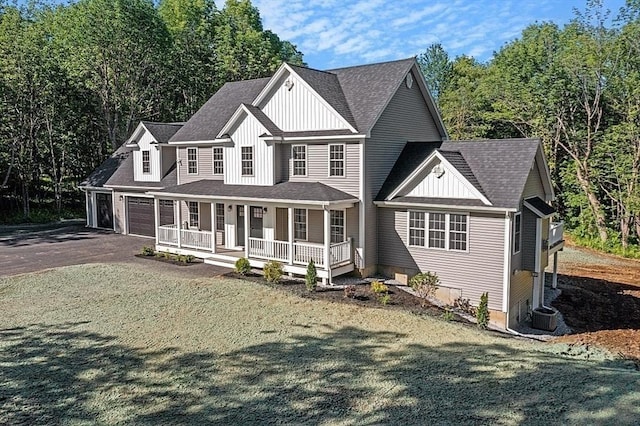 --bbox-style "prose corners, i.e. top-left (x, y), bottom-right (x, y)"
top-left (449, 214), bottom-right (468, 251)
top-left (187, 148), bottom-right (198, 174)
top-left (292, 145), bottom-right (306, 176)
top-left (142, 150), bottom-right (150, 174)
top-left (241, 147), bottom-right (253, 176)
top-left (409, 211), bottom-right (426, 246)
top-left (329, 145), bottom-right (344, 176)
top-left (188, 201), bottom-right (199, 228)
top-left (294, 208), bottom-right (307, 240)
top-left (428, 213), bottom-right (446, 249)
top-left (215, 203), bottom-right (224, 231)
top-left (213, 147), bottom-right (224, 175)
top-left (514, 213), bottom-right (522, 253)
top-left (330, 210), bottom-right (345, 244)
